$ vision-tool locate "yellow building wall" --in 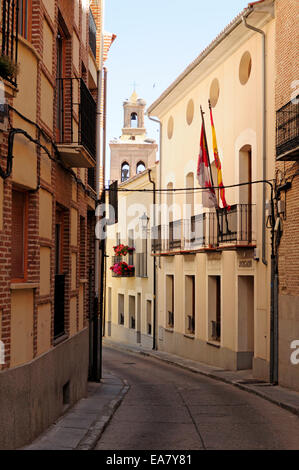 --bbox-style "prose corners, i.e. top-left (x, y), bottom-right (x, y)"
top-left (10, 289), bottom-right (34, 367)
top-left (13, 41), bottom-right (38, 121)
top-left (43, 19), bottom-right (53, 74)
top-left (69, 296), bottom-right (77, 336)
top-left (40, 247), bottom-right (51, 296)
top-left (39, 189), bottom-right (53, 239)
top-left (12, 115), bottom-right (37, 189)
top-left (71, 208), bottom-right (78, 247)
top-left (45, 0), bottom-right (55, 22)
top-left (37, 303), bottom-right (52, 356)
top-left (40, 73), bottom-right (54, 130)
